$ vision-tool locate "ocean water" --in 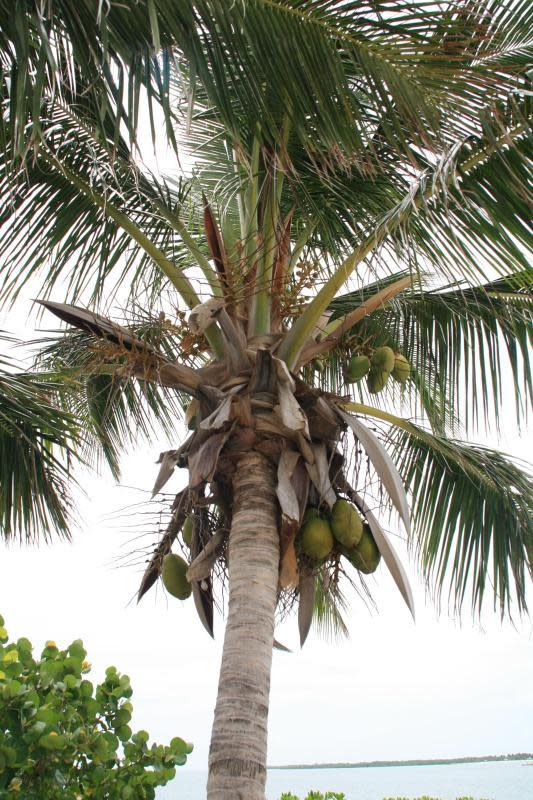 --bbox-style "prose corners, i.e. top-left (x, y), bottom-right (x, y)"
top-left (158, 760), bottom-right (532, 799)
